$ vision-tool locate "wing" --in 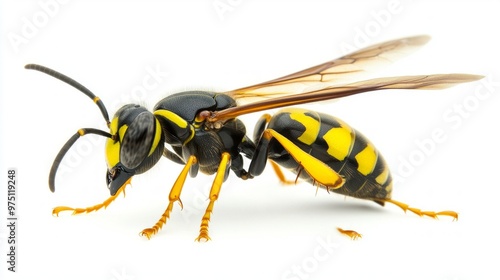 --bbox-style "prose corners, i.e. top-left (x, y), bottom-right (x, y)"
top-left (226, 35), bottom-right (431, 100)
top-left (207, 74), bottom-right (483, 123)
